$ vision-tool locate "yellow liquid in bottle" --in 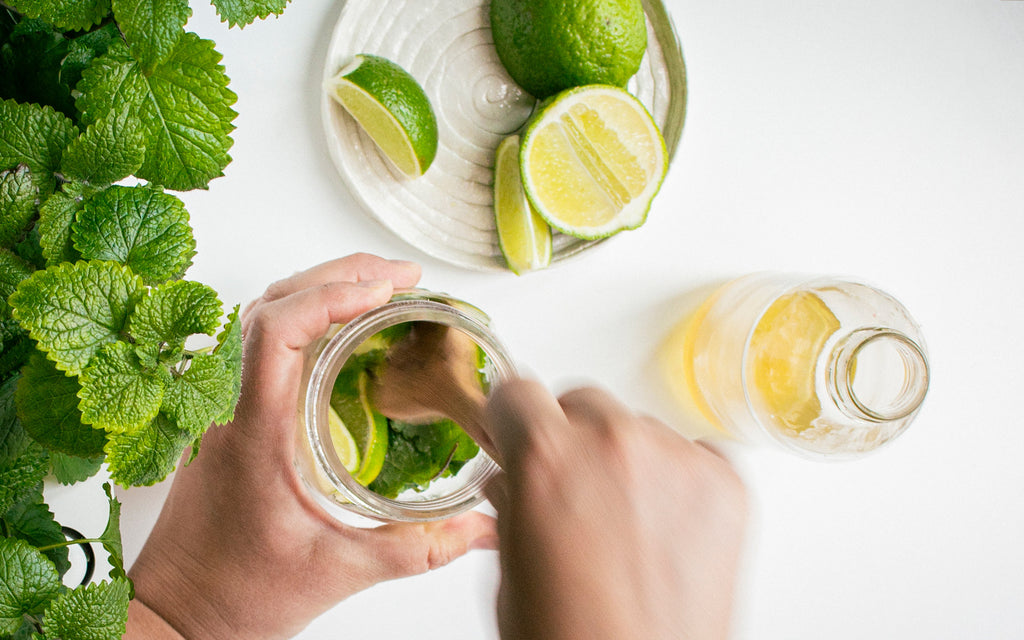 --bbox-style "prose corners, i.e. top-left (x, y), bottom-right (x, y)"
top-left (747, 291), bottom-right (841, 434)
